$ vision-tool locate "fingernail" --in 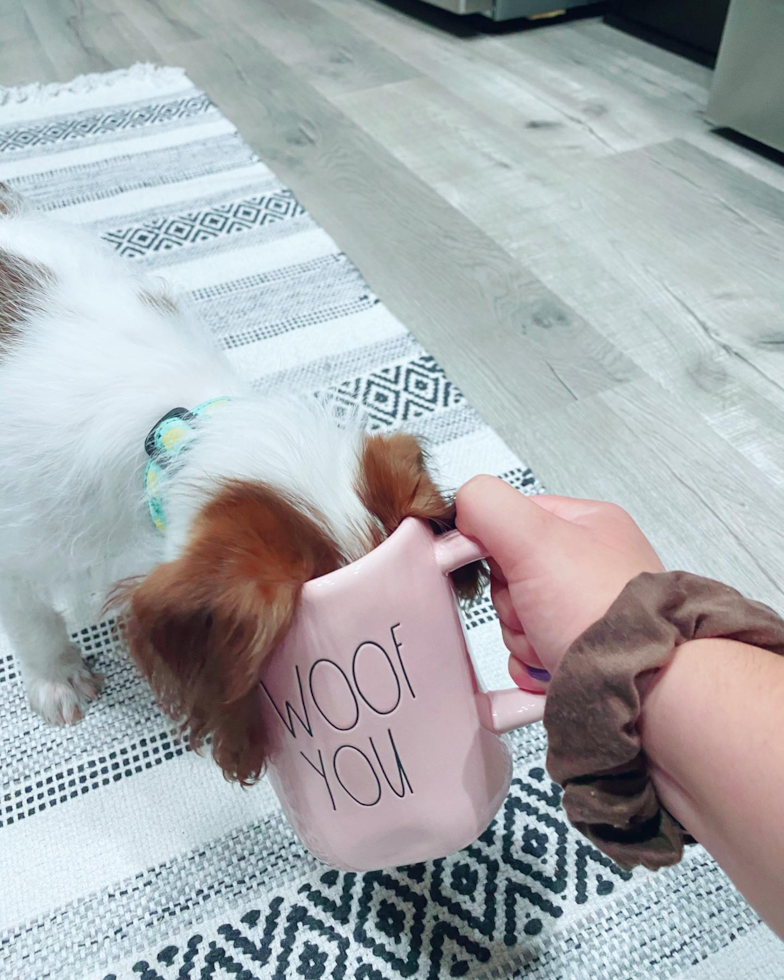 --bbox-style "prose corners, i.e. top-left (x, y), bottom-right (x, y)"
top-left (526, 666), bottom-right (551, 683)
